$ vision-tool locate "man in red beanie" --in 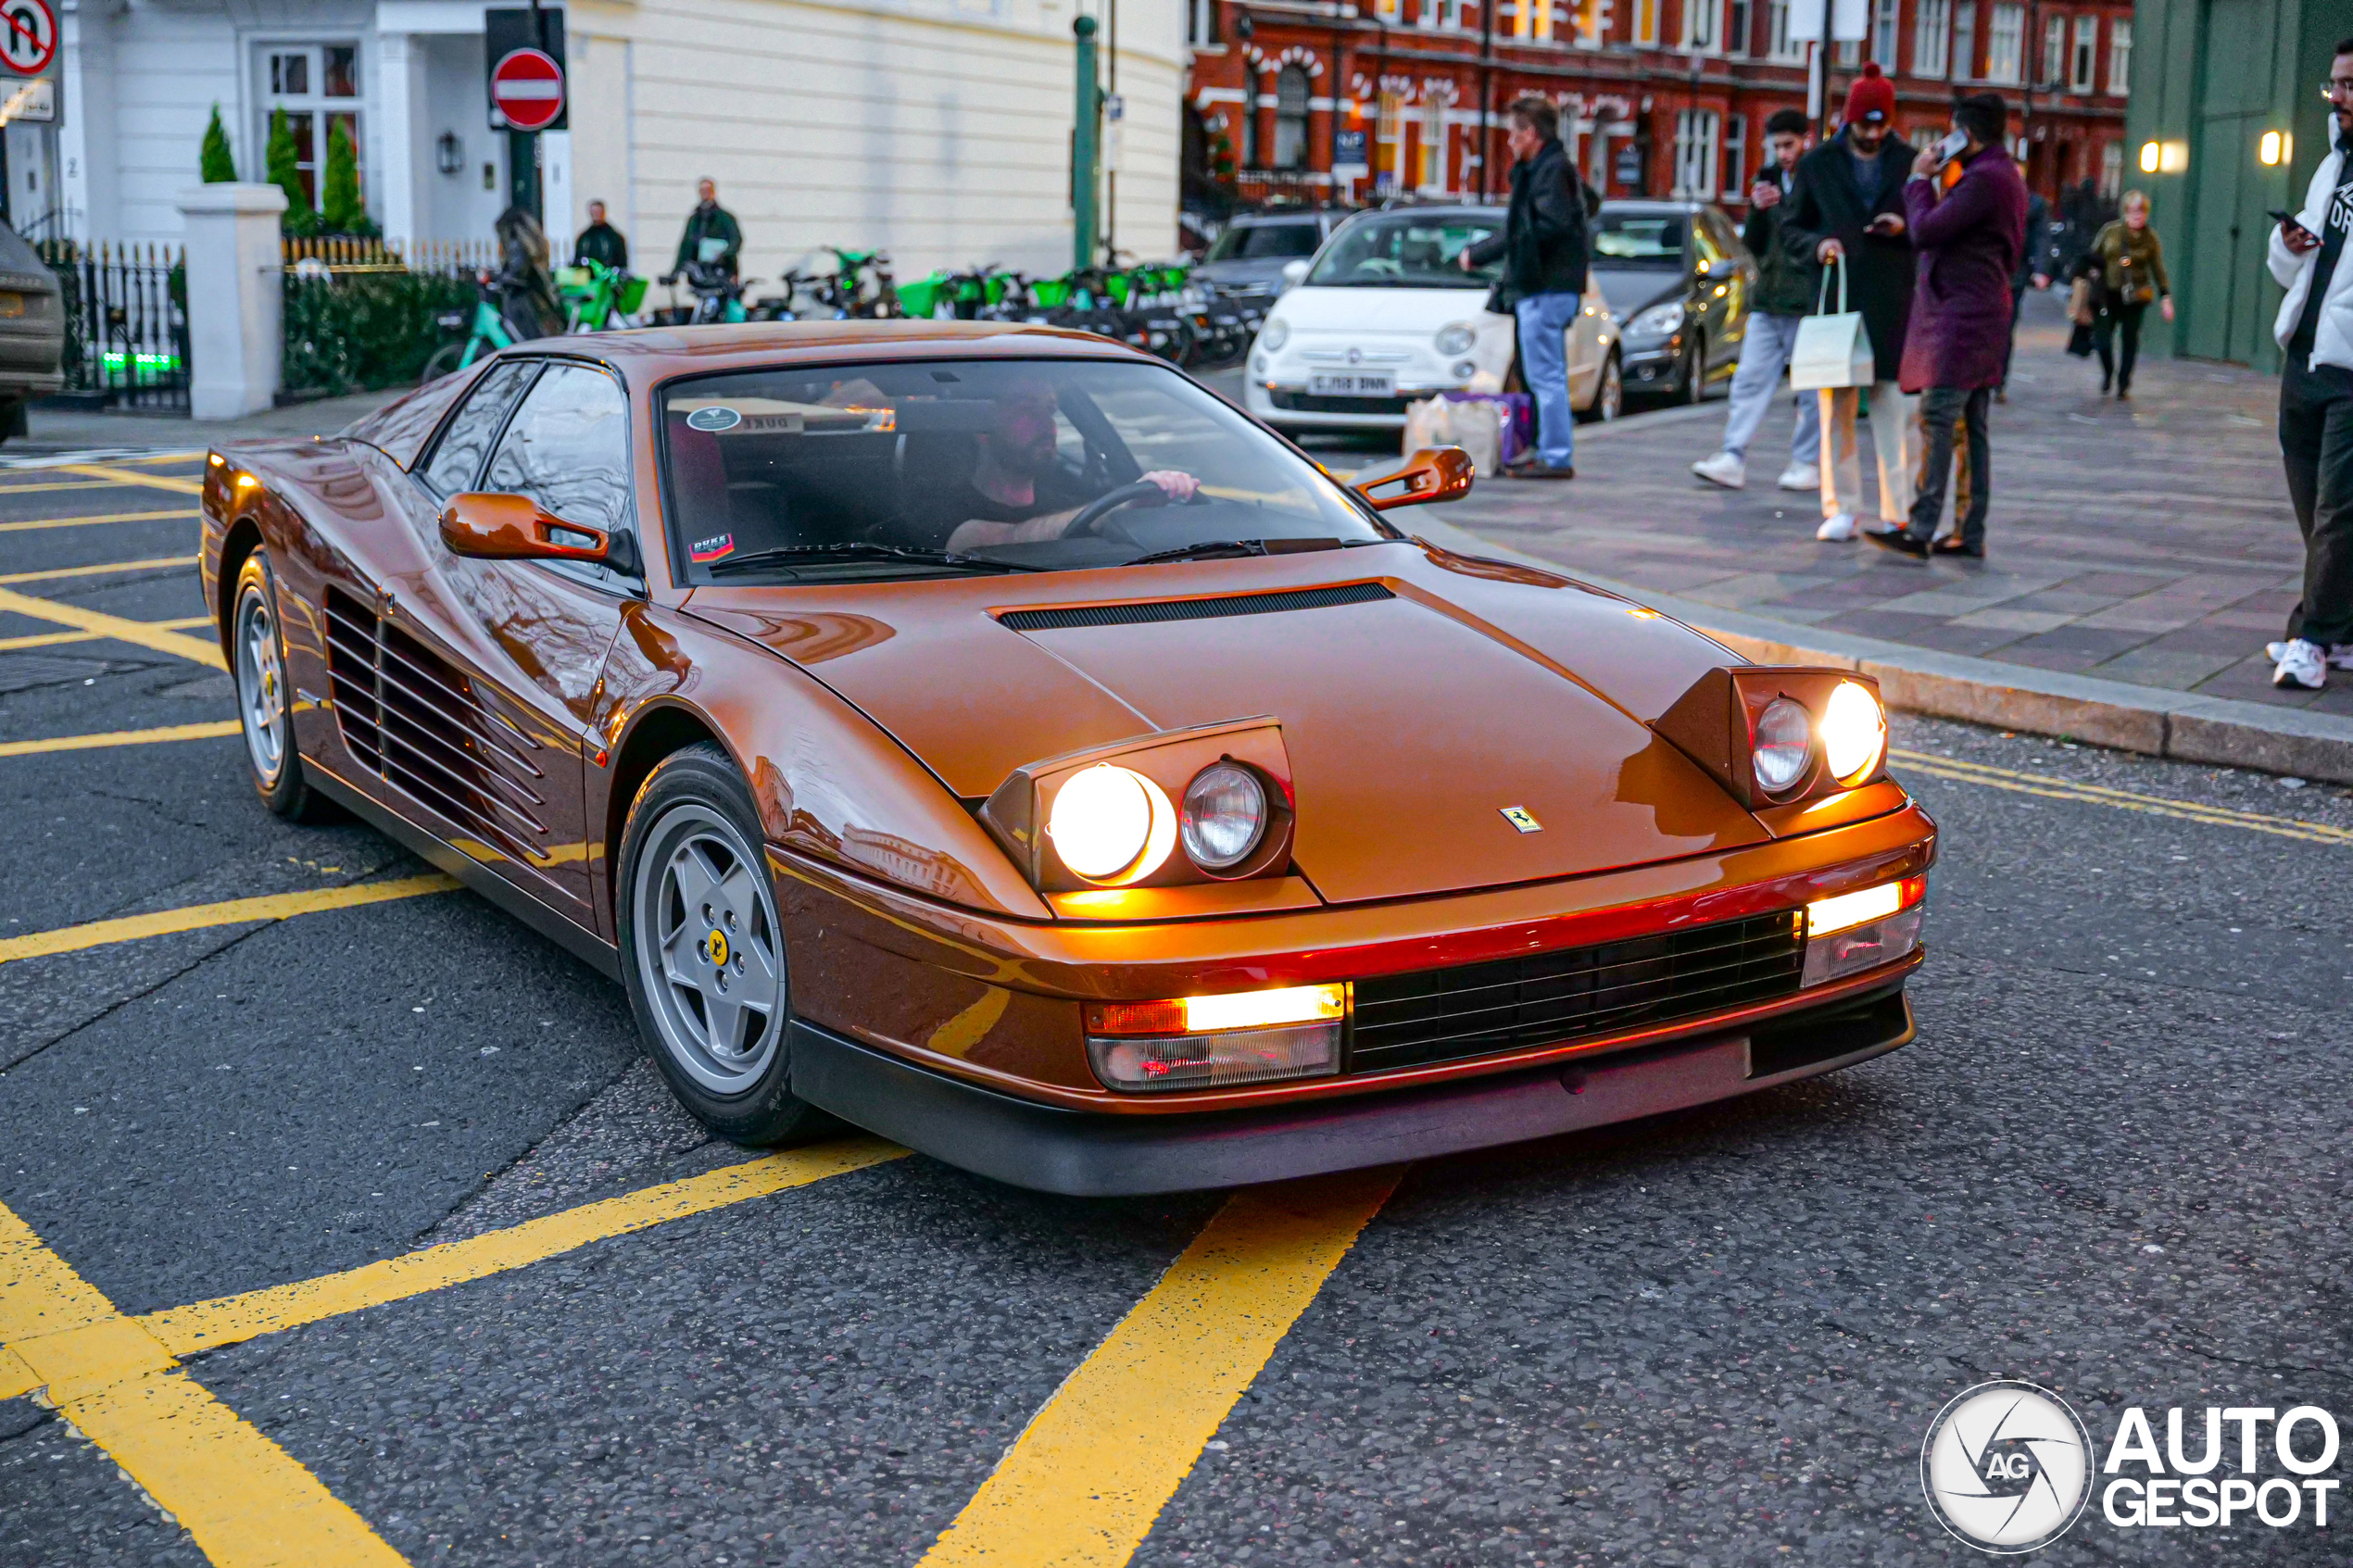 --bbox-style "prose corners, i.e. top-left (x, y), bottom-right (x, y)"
top-left (1778, 63), bottom-right (1921, 543)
